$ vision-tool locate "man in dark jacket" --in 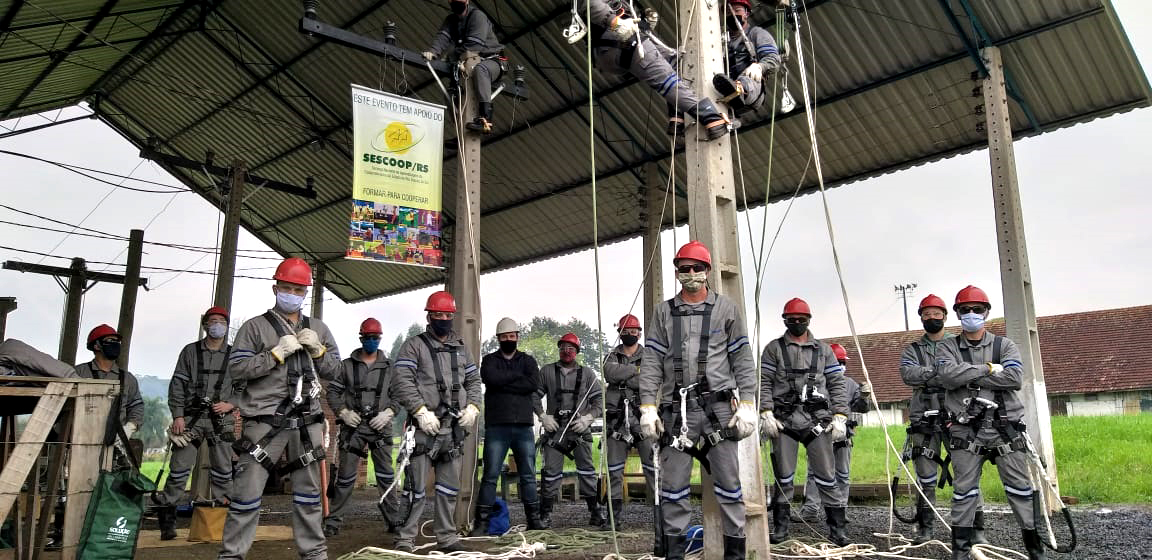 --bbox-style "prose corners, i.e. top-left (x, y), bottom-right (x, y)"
top-left (423, 0), bottom-right (506, 133)
top-left (713, 0), bottom-right (781, 115)
top-left (471, 317), bottom-right (546, 535)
